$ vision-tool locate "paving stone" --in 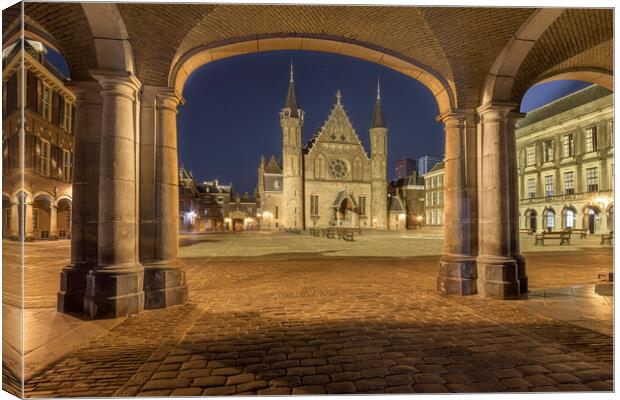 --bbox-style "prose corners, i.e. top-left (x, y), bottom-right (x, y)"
top-left (211, 367), bottom-right (243, 376)
top-left (360, 367), bottom-right (389, 378)
top-left (171, 387), bottom-right (203, 396)
top-left (141, 378), bottom-right (192, 391)
top-left (269, 376), bottom-right (302, 388)
top-left (292, 385), bottom-right (327, 394)
top-left (385, 374), bottom-right (413, 386)
top-left (203, 386), bottom-right (237, 396)
top-left (412, 383), bottom-right (450, 393)
top-left (354, 378), bottom-right (387, 391)
top-left (257, 387), bottom-right (291, 395)
top-left (237, 380), bottom-right (268, 392)
top-left (192, 376), bottom-right (227, 387)
top-left (226, 373), bottom-right (255, 385)
top-left (584, 380), bottom-right (613, 391)
top-left (326, 381), bottom-right (356, 394)
top-left (286, 366), bottom-right (315, 376)
top-left (547, 373), bottom-right (581, 384)
top-left (413, 373), bottom-right (446, 384)
top-left (302, 374), bottom-right (330, 385)
top-left (500, 377), bottom-right (533, 390)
